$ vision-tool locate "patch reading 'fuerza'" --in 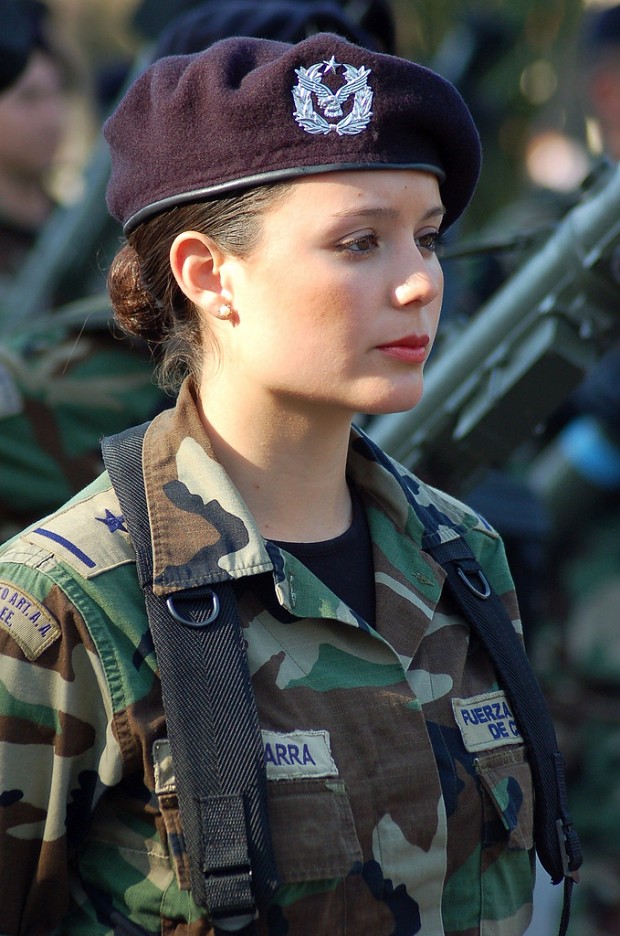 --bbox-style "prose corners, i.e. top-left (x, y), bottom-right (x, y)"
top-left (453, 690), bottom-right (522, 752)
